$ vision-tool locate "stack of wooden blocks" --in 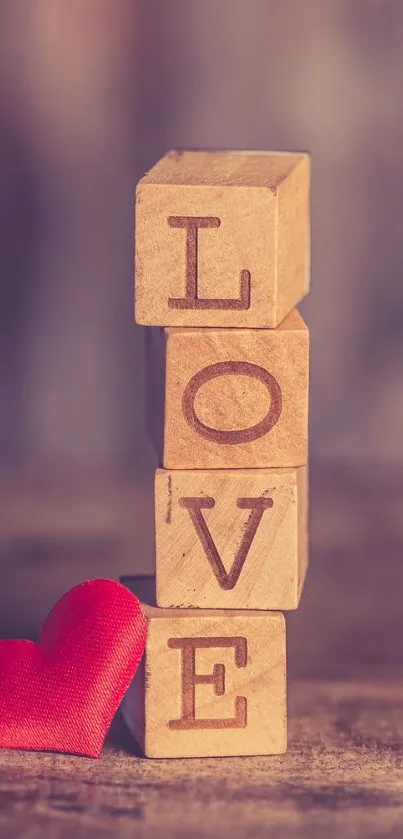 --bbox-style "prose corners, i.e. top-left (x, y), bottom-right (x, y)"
top-left (123, 149), bottom-right (310, 758)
